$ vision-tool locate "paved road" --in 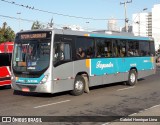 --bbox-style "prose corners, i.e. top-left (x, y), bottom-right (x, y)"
top-left (0, 67), bottom-right (160, 125)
